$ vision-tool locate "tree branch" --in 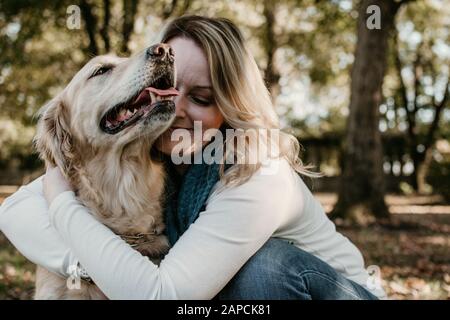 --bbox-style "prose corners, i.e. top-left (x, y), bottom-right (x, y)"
top-left (262, 0), bottom-right (280, 94)
top-left (100, 0), bottom-right (111, 52)
top-left (424, 74), bottom-right (450, 151)
top-left (162, 0), bottom-right (178, 20)
top-left (394, 34), bottom-right (408, 109)
top-left (79, 0), bottom-right (99, 55)
top-left (394, 33), bottom-right (416, 141)
top-left (412, 44), bottom-right (424, 112)
top-left (399, 0), bottom-right (416, 5)
top-left (181, 0), bottom-right (192, 14)
top-left (161, 0), bottom-right (191, 21)
top-left (391, 0), bottom-right (416, 10)
top-left (121, 0), bottom-right (139, 54)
